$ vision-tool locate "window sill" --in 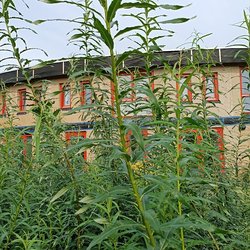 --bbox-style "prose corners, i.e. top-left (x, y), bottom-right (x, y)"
top-left (207, 99), bottom-right (220, 103)
top-left (17, 111), bottom-right (27, 115)
top-left (61, 107), bottom-right (72, 111)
